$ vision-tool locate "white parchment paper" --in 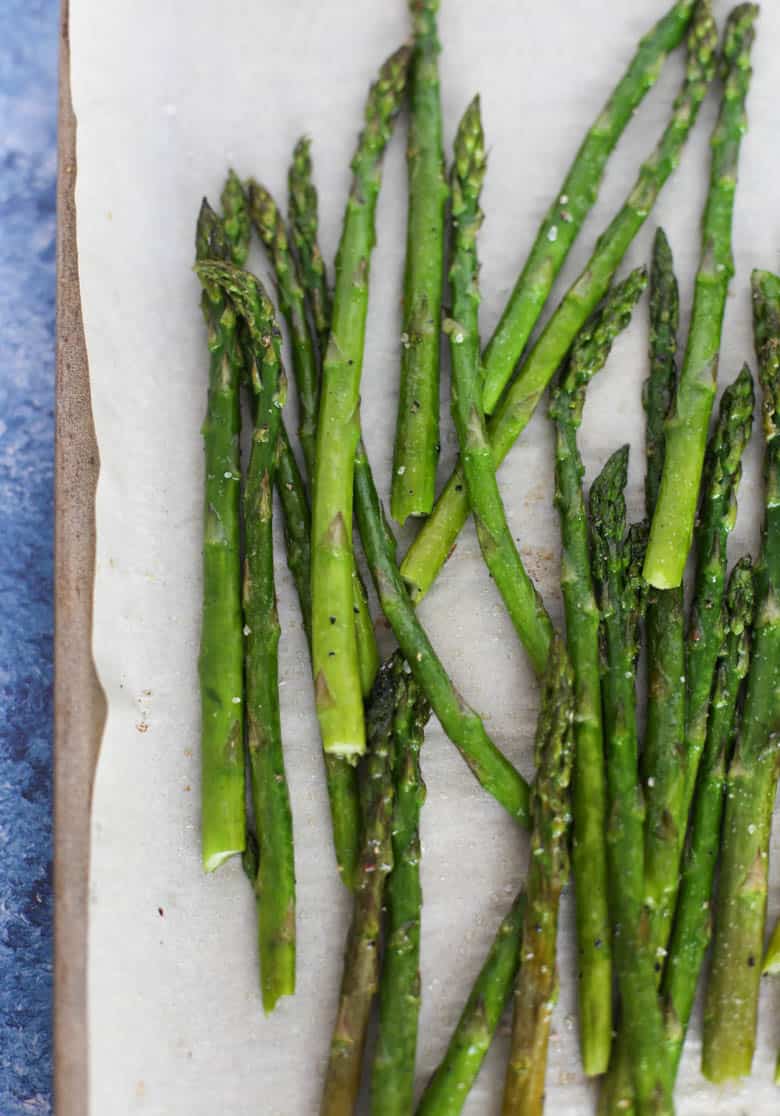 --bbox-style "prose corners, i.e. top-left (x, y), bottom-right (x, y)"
top-left (70, 1), bottom-right (780, 1112)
